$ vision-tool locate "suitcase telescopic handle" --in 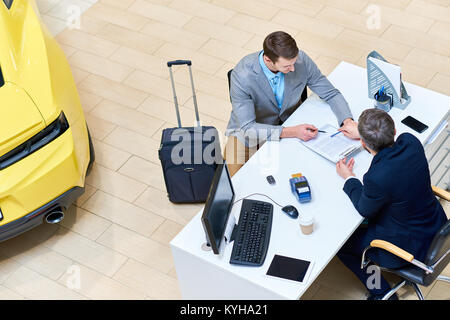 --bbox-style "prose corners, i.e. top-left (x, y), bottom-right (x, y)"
top-left (167, 60), bottom-right (192, 67)
top-left (167, 60), bottom-right (200, 128)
